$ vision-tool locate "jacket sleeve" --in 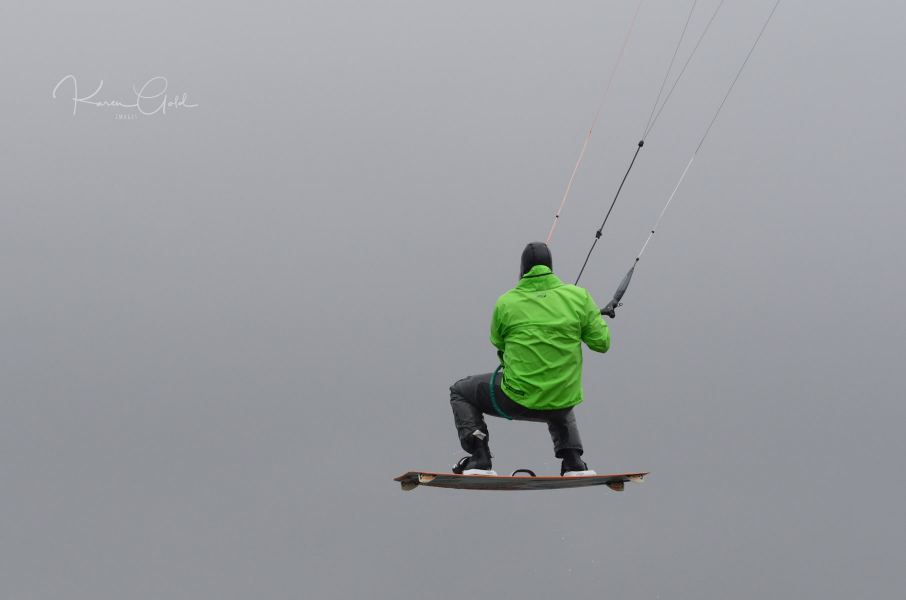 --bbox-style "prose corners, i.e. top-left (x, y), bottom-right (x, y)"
top-left (490, 300), bottom-right (505, 353)
top-left (581, 290), bottom-right (611, 353)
